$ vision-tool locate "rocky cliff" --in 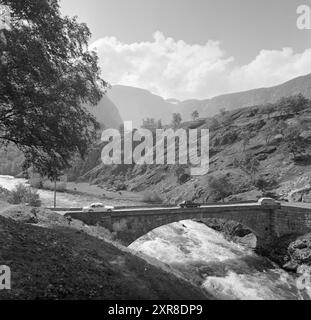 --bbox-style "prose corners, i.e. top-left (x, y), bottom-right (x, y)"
top-left (74, 94), bottom-right (311, 205)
